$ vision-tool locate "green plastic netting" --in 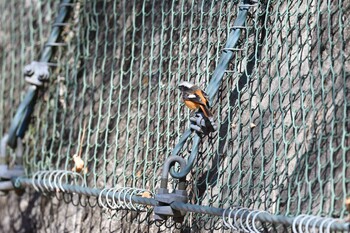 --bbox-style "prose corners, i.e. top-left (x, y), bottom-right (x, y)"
top-left (0, 0), bottom-right (349, 232)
